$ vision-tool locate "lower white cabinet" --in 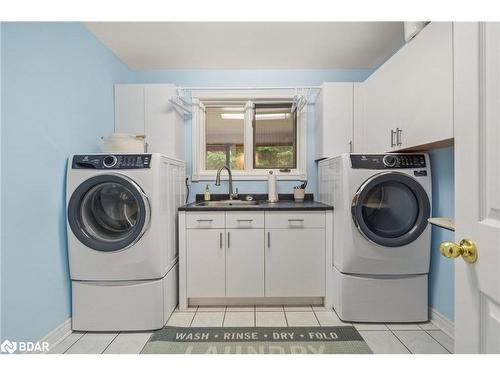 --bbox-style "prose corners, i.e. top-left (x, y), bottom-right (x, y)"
top-left (180, 210), bottom-right (331, 307)
top-left (265, 229), bottom-right (325, 297)
top-left (226, 229), bottom-right (265, 297)
top-left (186, 229), bottom-right (225, 298)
